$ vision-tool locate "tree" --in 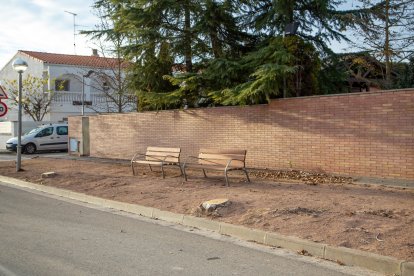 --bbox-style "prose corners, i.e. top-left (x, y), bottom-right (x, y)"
top-left (394, 57), bottom-right (414, 88)
top-left (92, 0), bottom-right (369, 109)
top-left (4, 74), bottom-right (55, 121)
top-left (240, 0), bottom-right (369, 53)
top-left (81, 1), bottom-right (136, 113)
top-left (351, 0), bottom-right (414, 86)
